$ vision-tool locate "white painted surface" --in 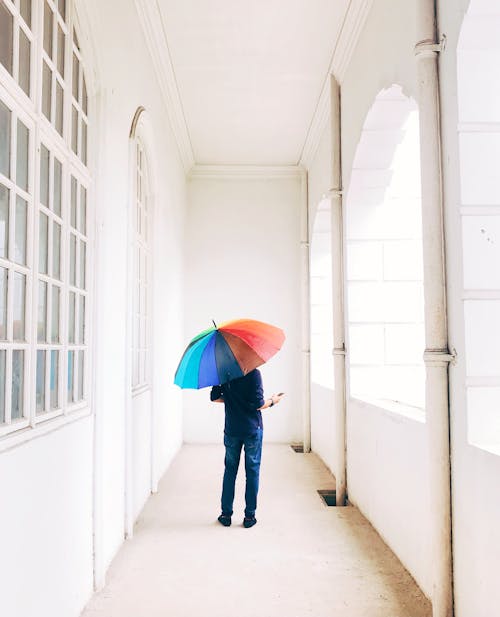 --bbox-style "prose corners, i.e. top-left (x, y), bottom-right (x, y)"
top-left (306, 0), bottom-right (432, 600)
top-left (0, 417), bottom-right (94, 617)
top-left (82, 445), bottom-right (431, 617)
top-left (183, 174), bottom-right (303, 444)
top-left (0, 1), bottom-right (186, 616)
top-left (157, 0), bottom-right (350, 165)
